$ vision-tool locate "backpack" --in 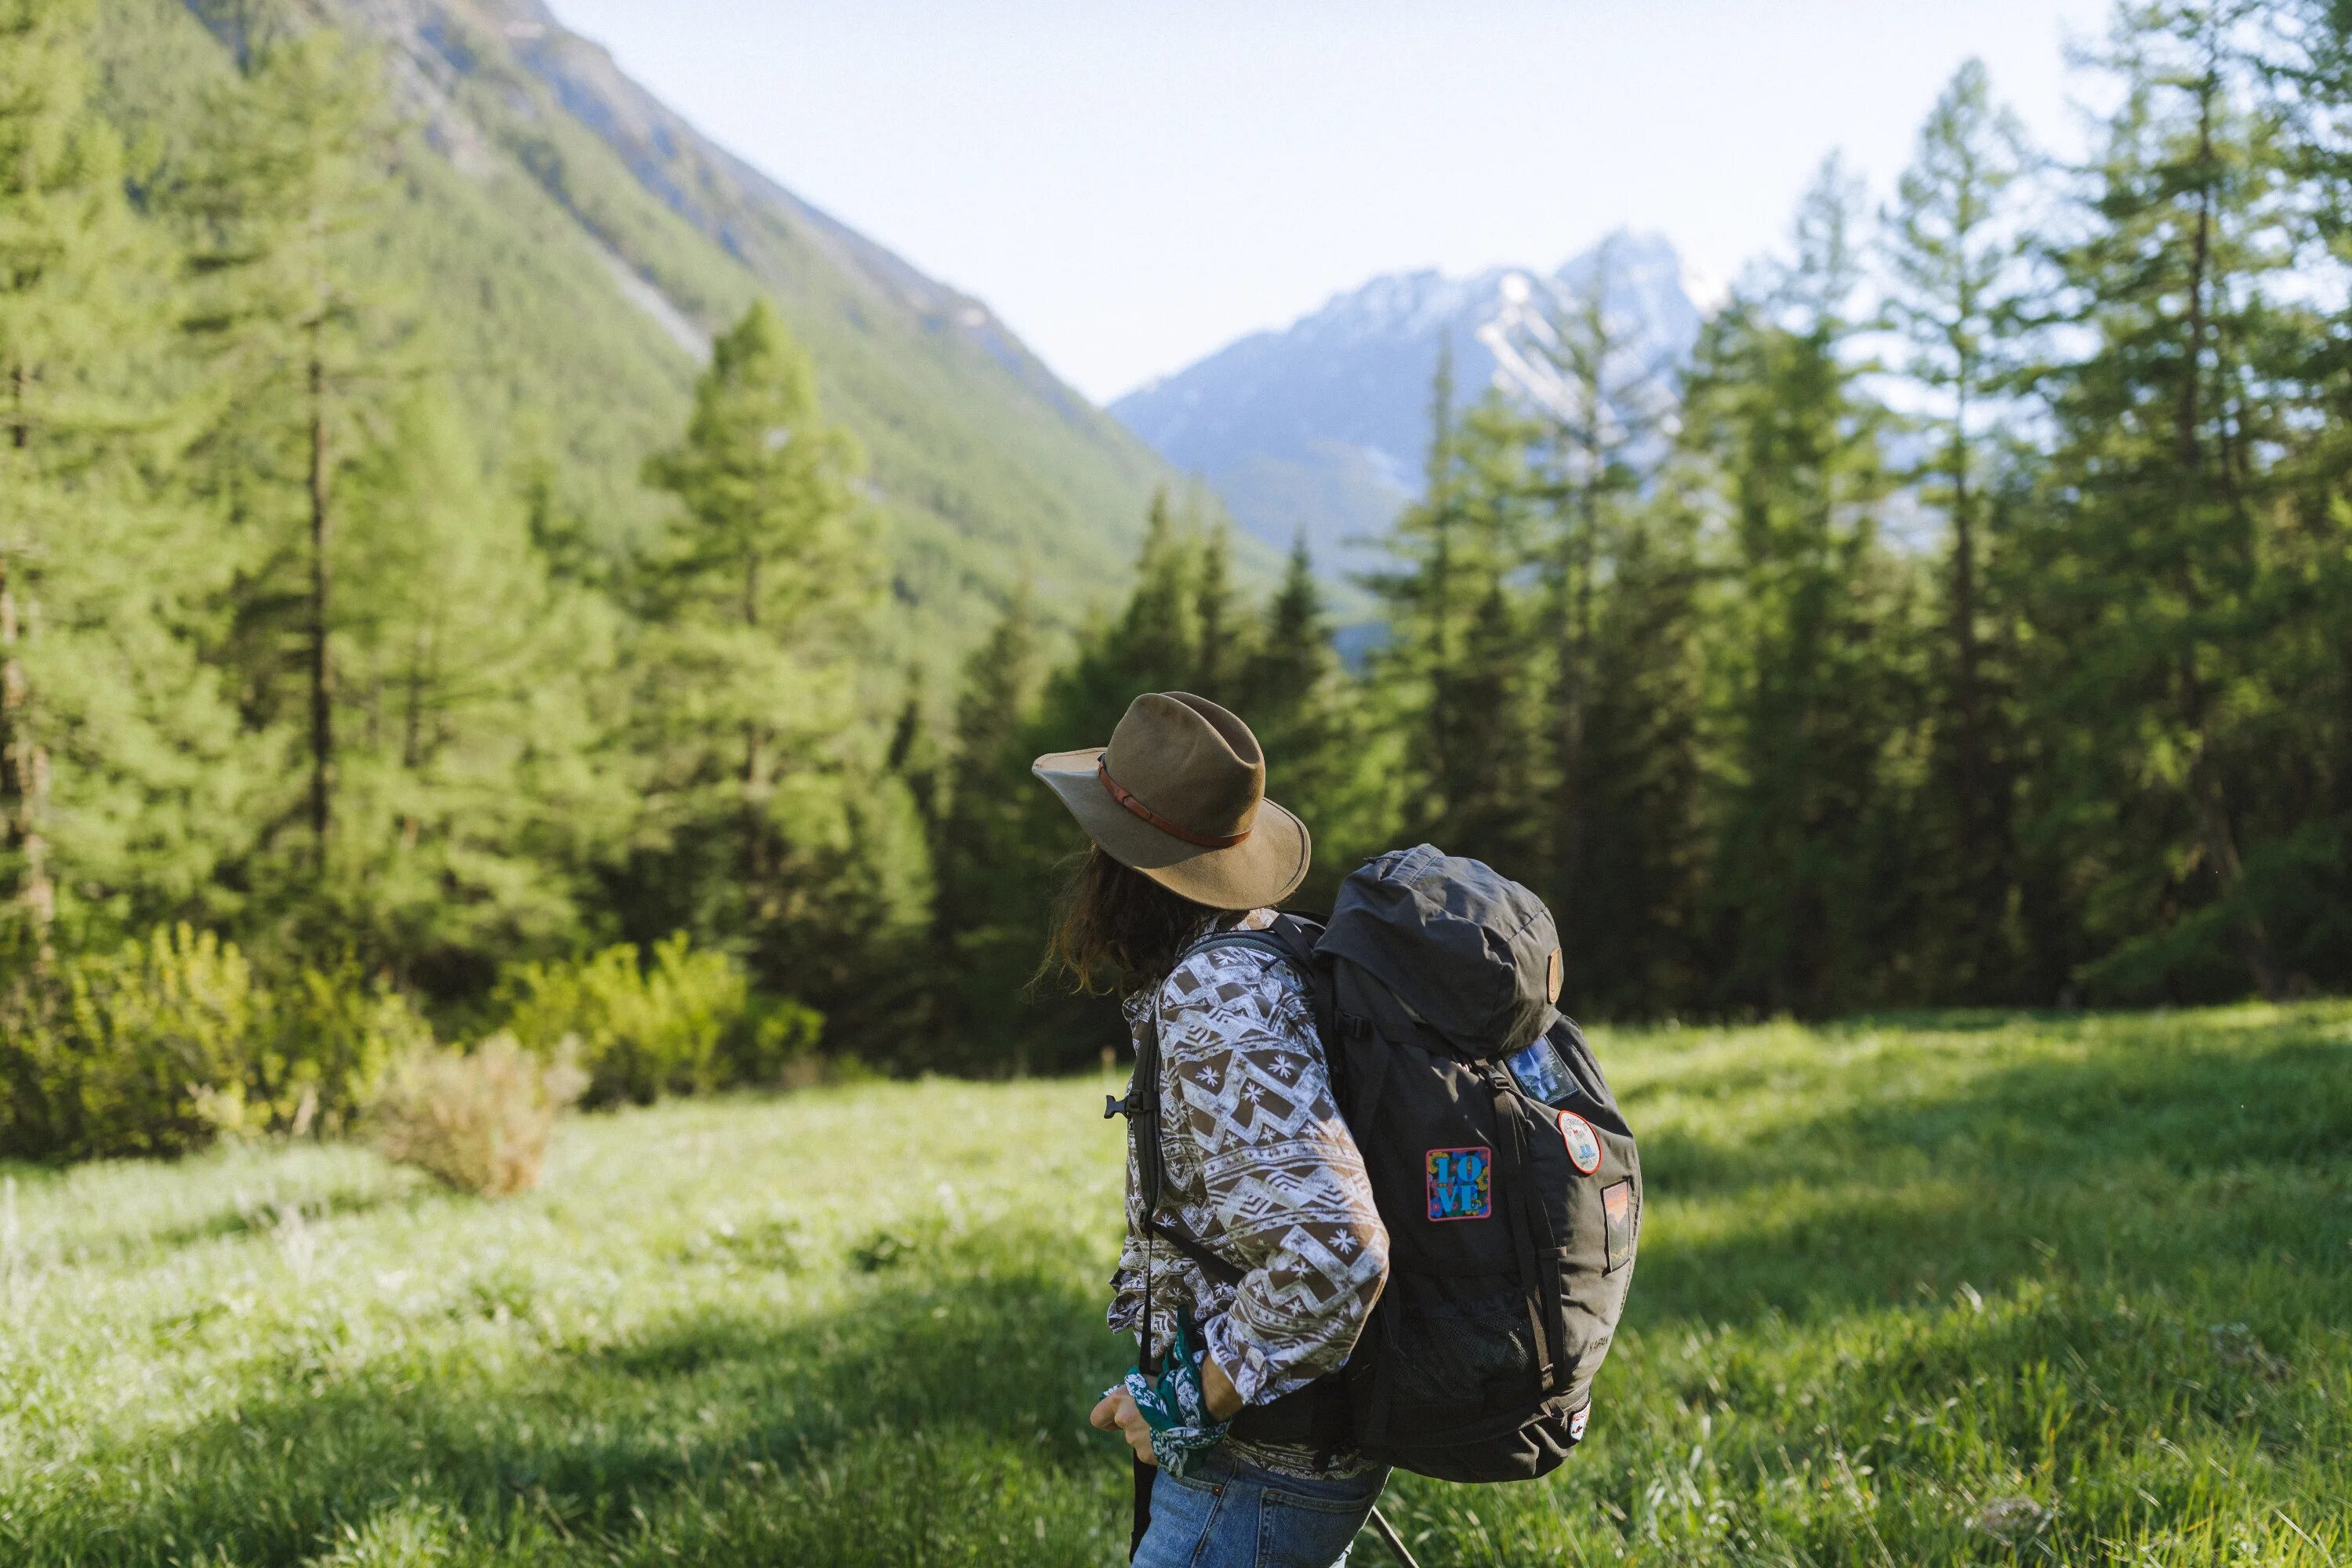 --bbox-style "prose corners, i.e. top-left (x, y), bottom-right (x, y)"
top-left (1118, 844), bottom-right (1642, 1485)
